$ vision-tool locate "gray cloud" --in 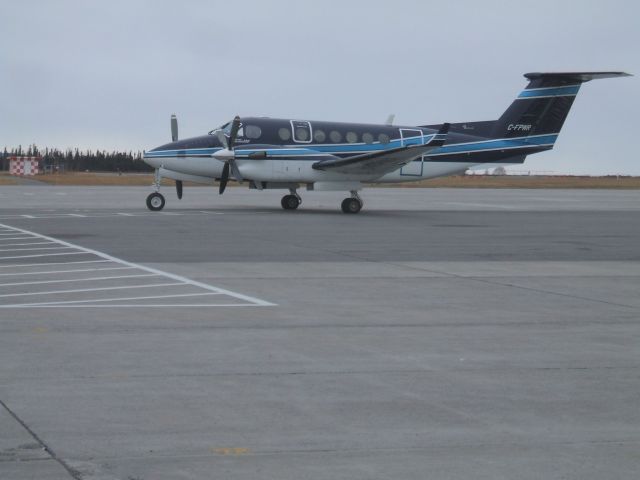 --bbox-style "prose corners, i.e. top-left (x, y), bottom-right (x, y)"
top-left (1, 0), bottom-right (637, 174)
